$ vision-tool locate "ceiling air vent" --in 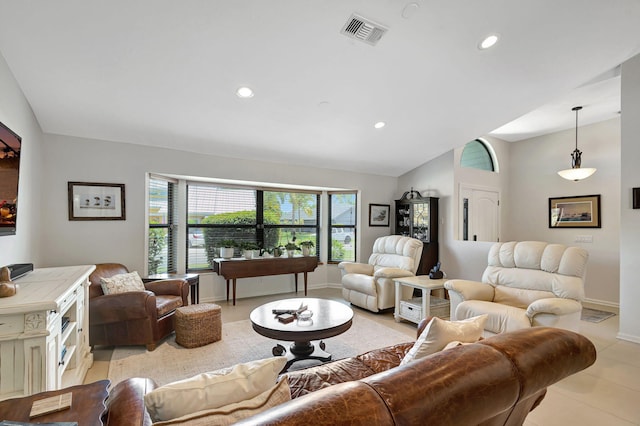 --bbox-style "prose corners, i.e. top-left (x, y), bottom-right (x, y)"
top-left (340, 14), bottom-right (388, 46)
